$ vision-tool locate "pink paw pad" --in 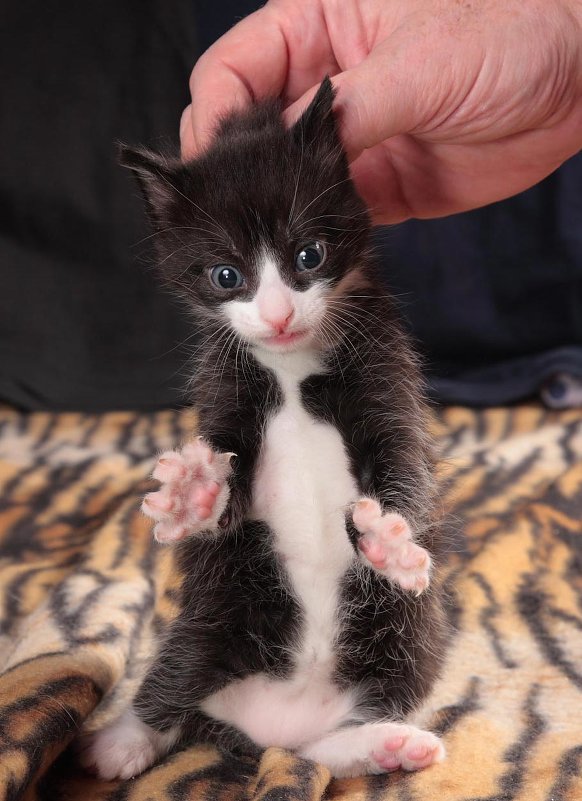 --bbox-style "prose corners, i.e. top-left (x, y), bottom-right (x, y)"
top-left (353, 499), bottom-right (431, 594)
top-left (372, 727), bottom-right (444, 773)
top-left (142, 438), bottom-right (233, 543)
